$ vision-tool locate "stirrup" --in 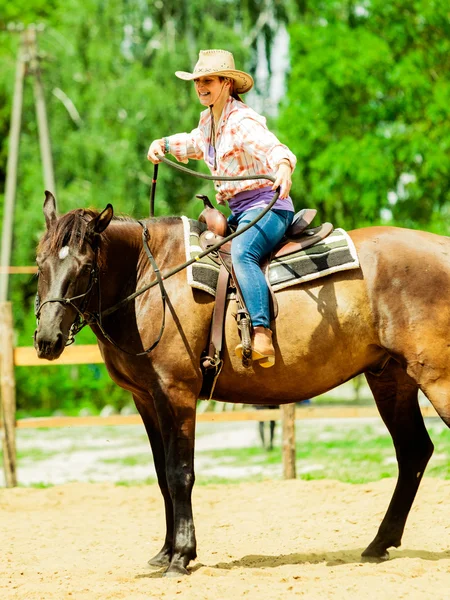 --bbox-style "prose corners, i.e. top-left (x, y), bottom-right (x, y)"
top-left (235, 344), bottom-right (275, 368)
